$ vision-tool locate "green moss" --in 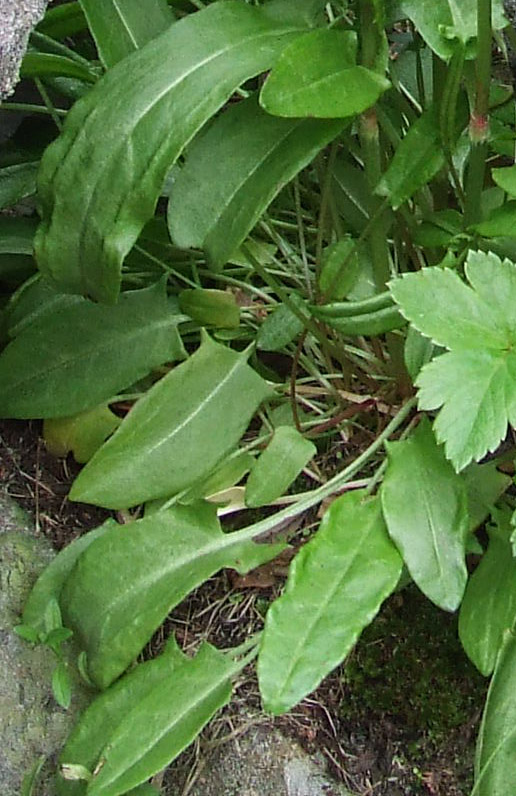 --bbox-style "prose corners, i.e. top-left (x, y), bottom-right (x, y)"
top-left (341, 586), bottom-right (487, 744)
